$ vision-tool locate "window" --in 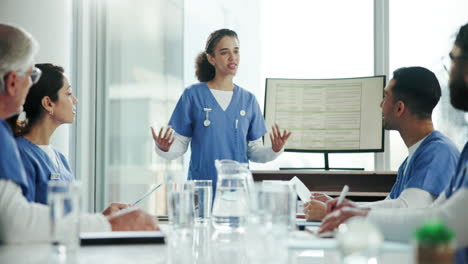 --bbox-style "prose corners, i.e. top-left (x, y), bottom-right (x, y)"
top-left (253, 0), bottom-right (375, 171)
top-left (94, 0), bottom-right (184, 213)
